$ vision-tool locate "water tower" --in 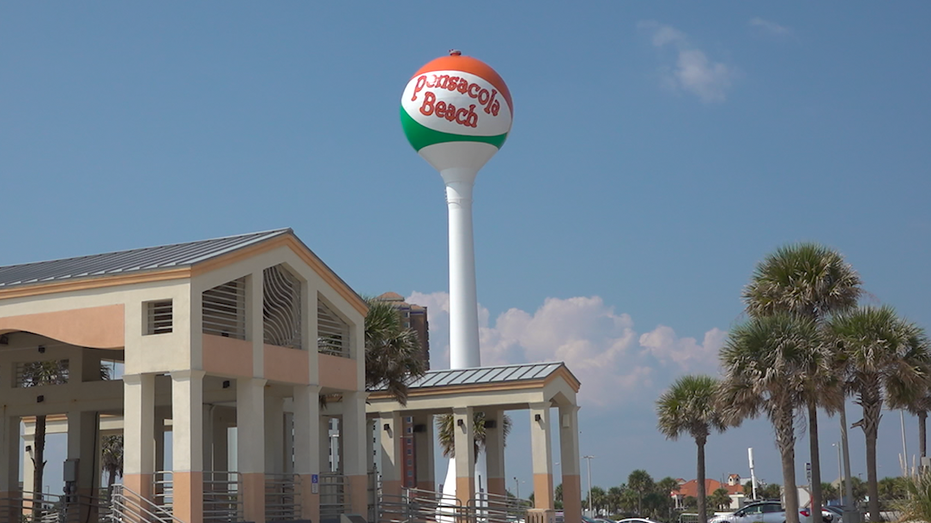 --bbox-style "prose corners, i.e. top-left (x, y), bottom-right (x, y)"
top-left (400, 50), bottom-right (513, 369)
